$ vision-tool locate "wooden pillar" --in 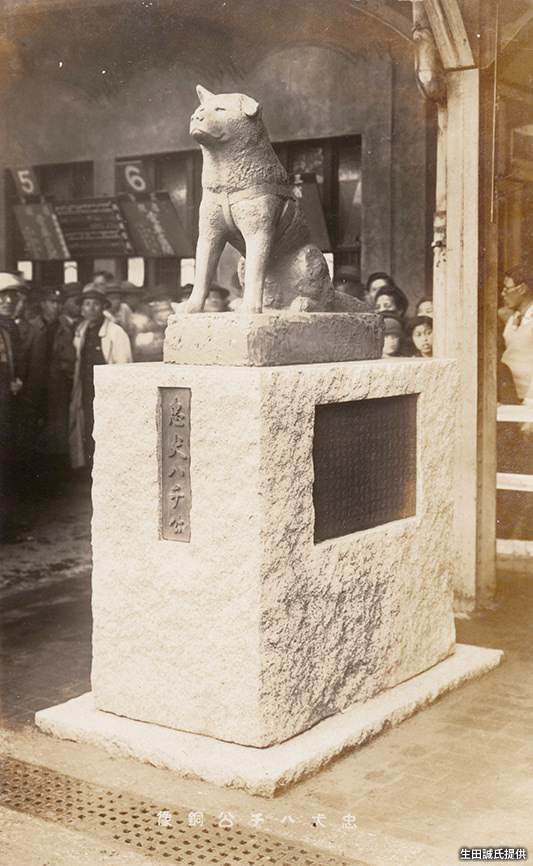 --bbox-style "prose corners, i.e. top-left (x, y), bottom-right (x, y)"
top-left (434, 69), bottom-right (481, 610)
top-left (428, 0), bottom-right (498, 609)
